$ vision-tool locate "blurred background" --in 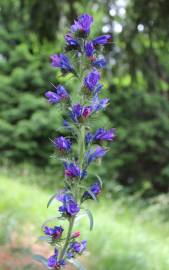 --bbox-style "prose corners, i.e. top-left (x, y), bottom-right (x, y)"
top-left (0, 0), bottom-right (169, 269)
